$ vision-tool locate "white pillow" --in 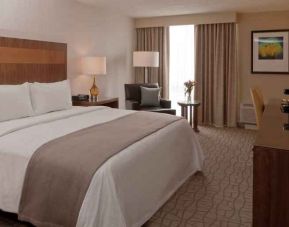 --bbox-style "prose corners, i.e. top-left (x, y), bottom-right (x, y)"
top-left (0, 83), bottom-right (34, 122)
top-left (30, 80), bottom-right (72, 115)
